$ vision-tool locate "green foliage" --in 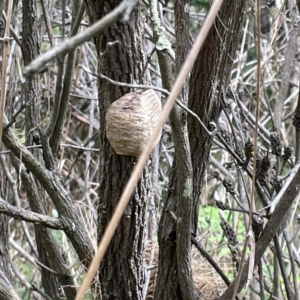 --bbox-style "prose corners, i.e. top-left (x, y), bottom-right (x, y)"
top-left (192, 0), bottom-right (209, 8)
top-left (13, 128), bottom-right (25, 143)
